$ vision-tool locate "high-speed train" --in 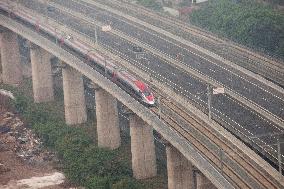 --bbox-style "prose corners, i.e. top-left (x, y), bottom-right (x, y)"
top-left (0, 2), bottom-right (155, 106)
